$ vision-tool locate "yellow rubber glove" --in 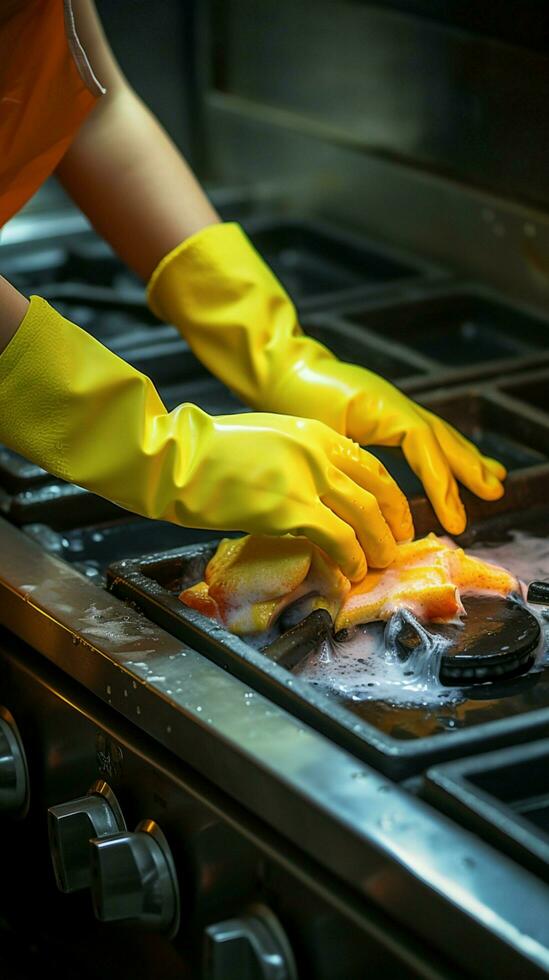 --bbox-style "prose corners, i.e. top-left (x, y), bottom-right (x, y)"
top-left (148, 223), bottom-right (506, 536)
top-left (0, 296), bottom-right (413, 580)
